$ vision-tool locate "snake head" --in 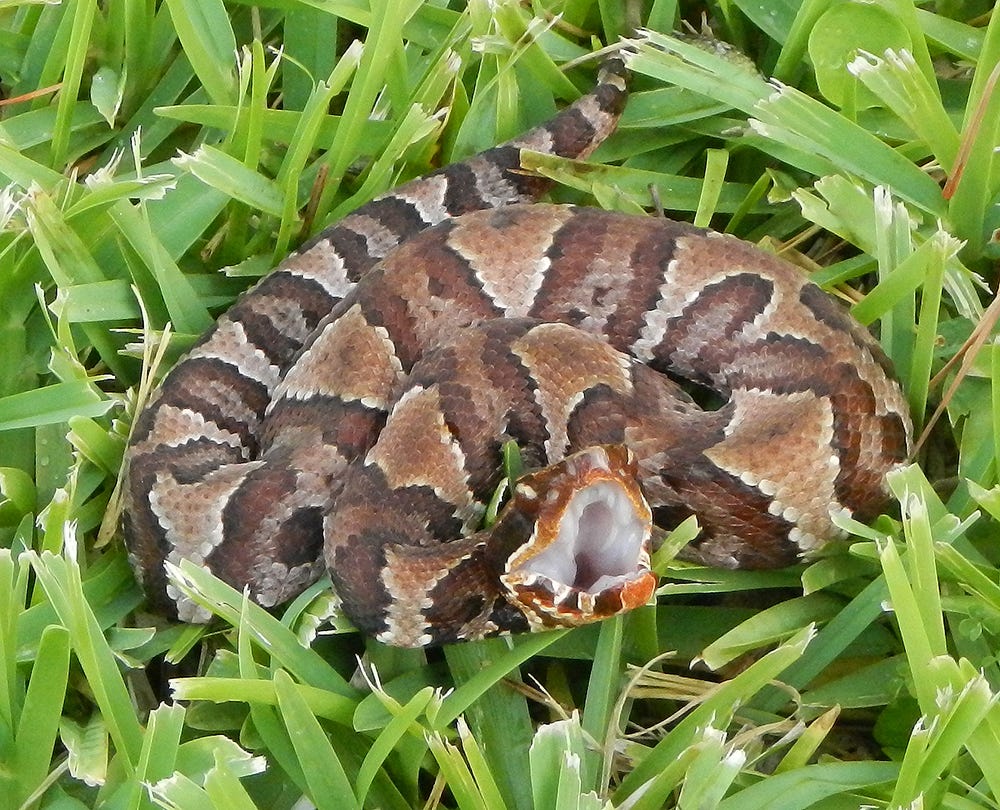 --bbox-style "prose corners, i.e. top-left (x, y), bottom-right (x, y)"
top-left (499, 445), bottom-right (657, 630)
